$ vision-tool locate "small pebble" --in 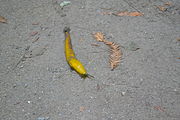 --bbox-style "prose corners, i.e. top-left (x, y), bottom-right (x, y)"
top-left (24, 84), bottom-right (28, 88)
top-left (27, 101), bottom-right (31, 104)
top-left (20, 65), bottom-right (24, 68)
top-left (121, 92), bottom-right (126, 96)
